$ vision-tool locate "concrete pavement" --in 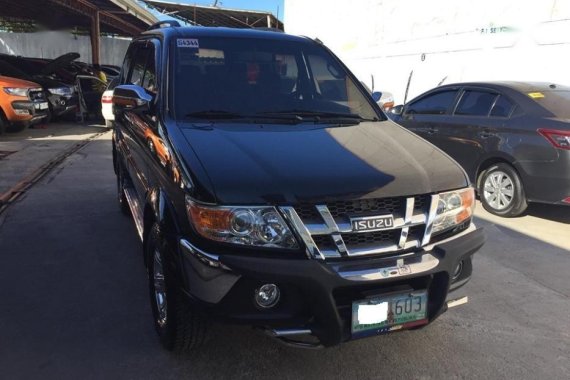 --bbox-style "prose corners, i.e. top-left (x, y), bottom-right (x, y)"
top-left (0, 131), bottom-right (568, 379)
